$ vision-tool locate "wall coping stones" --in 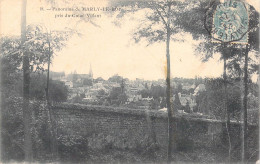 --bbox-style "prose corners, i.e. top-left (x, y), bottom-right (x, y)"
top-left (50, 102), bottom-right (258, 127)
